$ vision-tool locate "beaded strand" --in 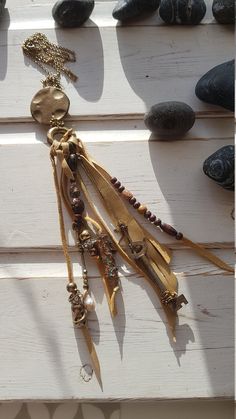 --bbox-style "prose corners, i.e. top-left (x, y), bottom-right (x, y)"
top-left (110, 177), bottom-right (183, 240)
